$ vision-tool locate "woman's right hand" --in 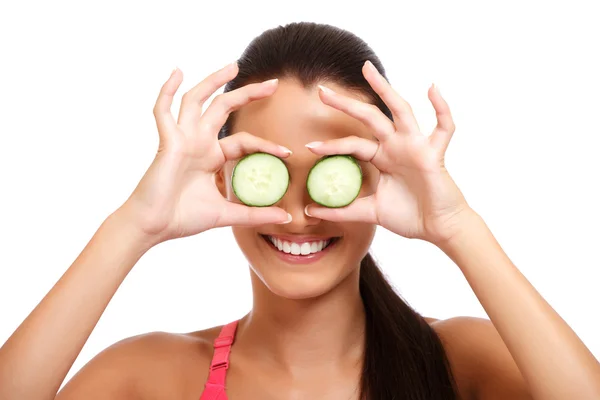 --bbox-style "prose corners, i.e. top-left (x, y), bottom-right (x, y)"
top-left (119, 62), bottom-right (292, 246)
